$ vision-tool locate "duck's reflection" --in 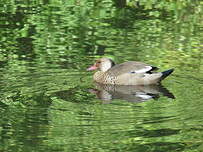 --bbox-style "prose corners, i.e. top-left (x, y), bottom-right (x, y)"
top-left (89, 83), bottom-right (175, 103)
